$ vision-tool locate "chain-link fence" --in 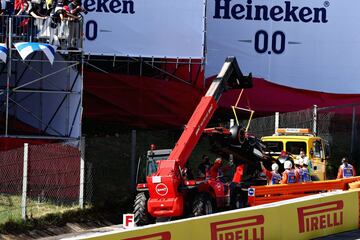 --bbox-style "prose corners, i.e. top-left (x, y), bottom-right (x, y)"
top-left (0, 139), bottom-right (90, 224)
top-left (247, 108), bottom-right (315, 137)
top-left (248, 104), bottom-right (360, 178)
top-left (0, 147), bottom-right (23, 223)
